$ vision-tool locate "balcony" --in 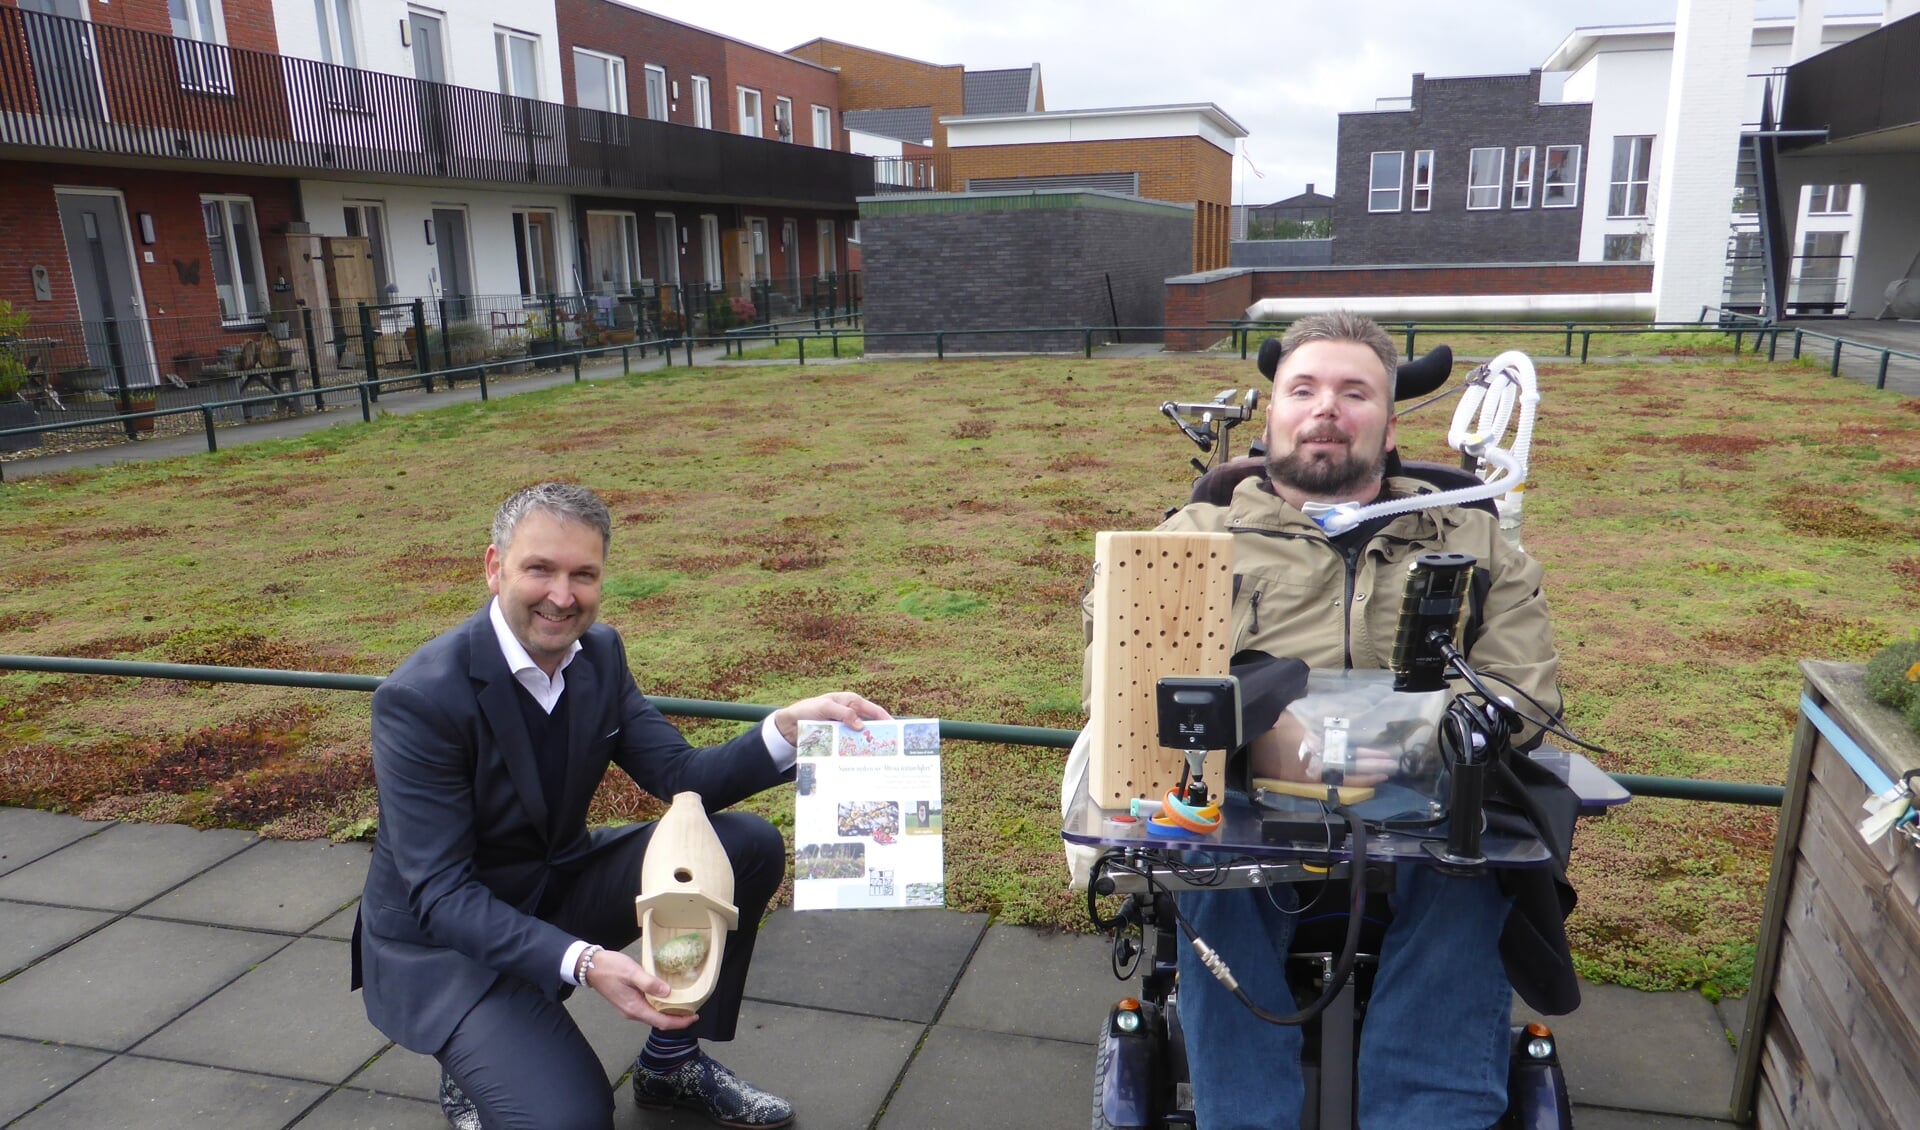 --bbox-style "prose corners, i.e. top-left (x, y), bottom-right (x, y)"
top-left (0, 7), bottom-right (873, 208)
top-left (1779, 12), bottom-right (1920, 154)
